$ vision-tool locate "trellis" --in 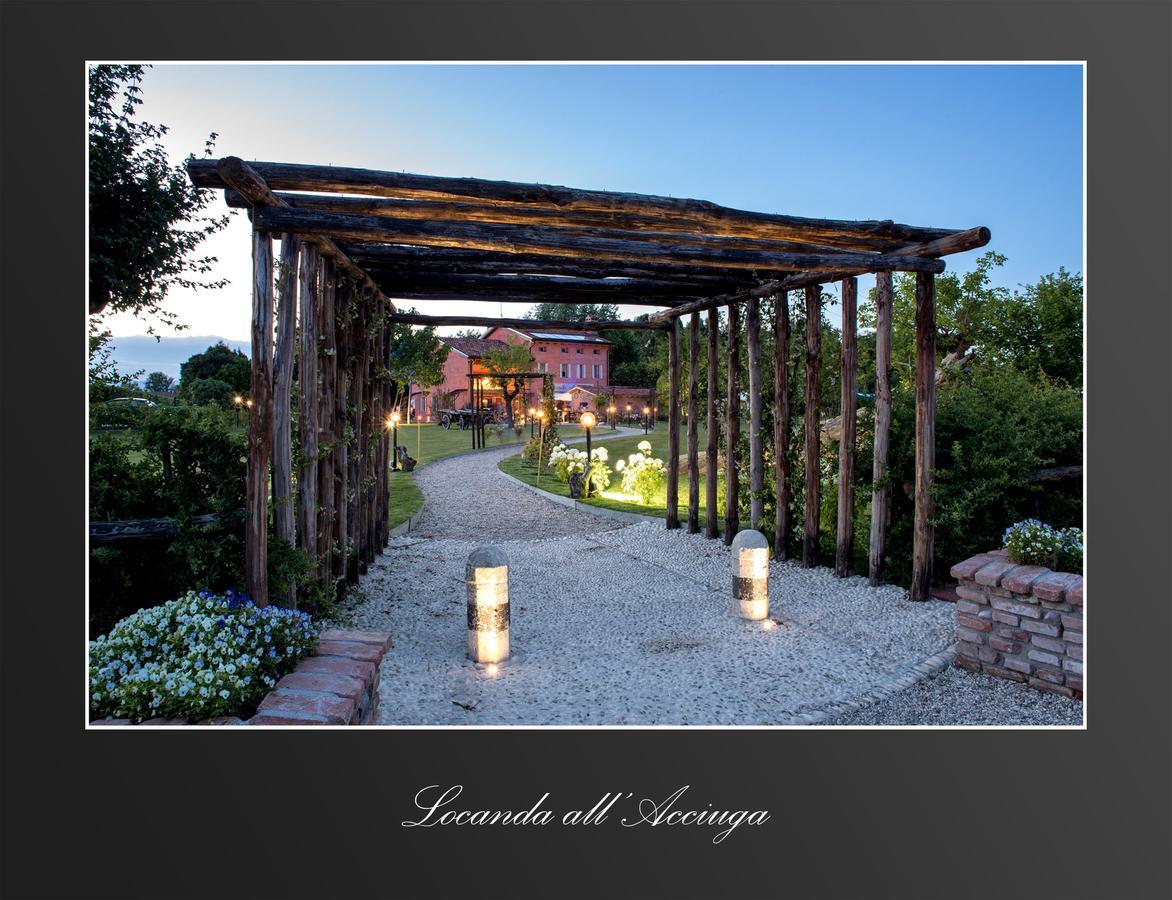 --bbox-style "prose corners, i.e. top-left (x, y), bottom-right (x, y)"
top-left (188, 156), bottom-right (988, 605)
